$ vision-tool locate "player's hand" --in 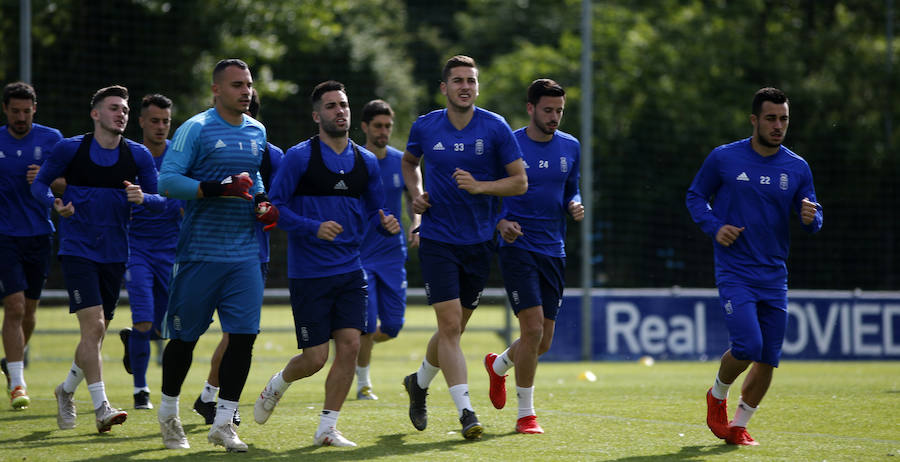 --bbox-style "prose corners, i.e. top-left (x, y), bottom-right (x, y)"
top-left (411, 191), bottom-right (431, 214)
top-left (26, 164), bottom-right (40, 184)
top-left (497, 218), bottom-right (523, 243)
top-left (453, 168), bottom-right (483, 194)
top-left (124, 180), bottom-right (144, 204)
top-left (254, 193), bottom-right (279, 231)
top-left (800, 197), bottom-right (820, 225)
top-left (379, 209), bottom-right (401, 235)
top-left (715, 224), bottom-right (745, 247)
top-left (200, 172), bottom-right (253, 200)
top-left (407, 226), bottom-right (420, 248)
top-left (317, 220), bottom-right (343, 241)
top-left (568, 201), bottom-right (585, 221)
top-left (53, 198), bottom-right (74, 217)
